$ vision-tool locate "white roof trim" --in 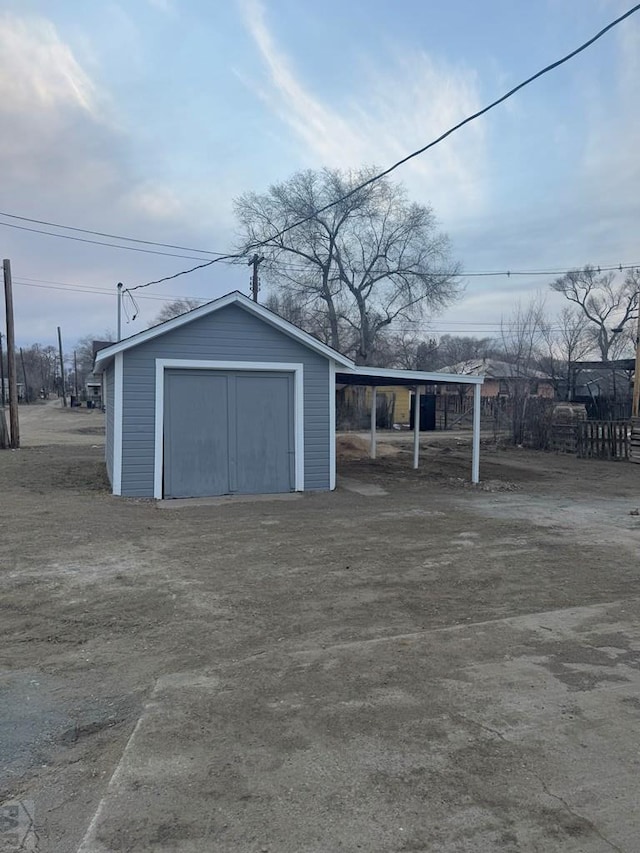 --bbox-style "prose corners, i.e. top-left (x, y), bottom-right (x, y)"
top-left (93, 291), bottom-right (354, 370)
top-left (337, 366), bottom-right (485, 385)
